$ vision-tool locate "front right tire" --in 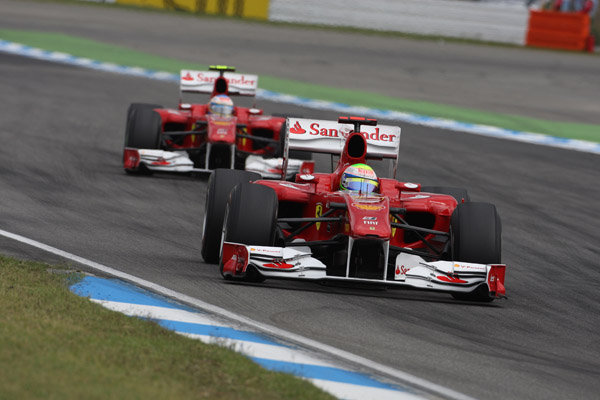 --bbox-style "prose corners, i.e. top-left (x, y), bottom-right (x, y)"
top-left (220, 182), bottom-right (278, 281)
top-left (201, 169), bottom-right (261, 264)
top-left (124, 103), bottom-right (163, 149)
